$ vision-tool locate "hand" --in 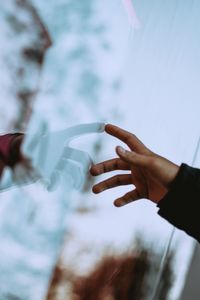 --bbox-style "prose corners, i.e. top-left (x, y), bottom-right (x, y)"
top-left (90, 124), bottom-right (180, 207)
